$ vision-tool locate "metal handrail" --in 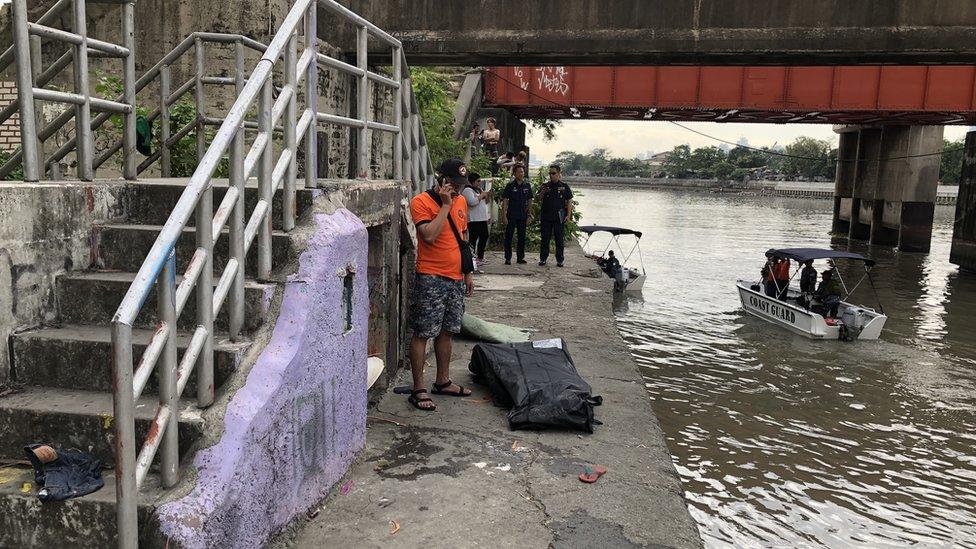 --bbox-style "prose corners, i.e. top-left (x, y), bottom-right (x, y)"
top-left (108, 0), bottom-right (435, 546)
top-left (6, 0), bottom-right (137, 181)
